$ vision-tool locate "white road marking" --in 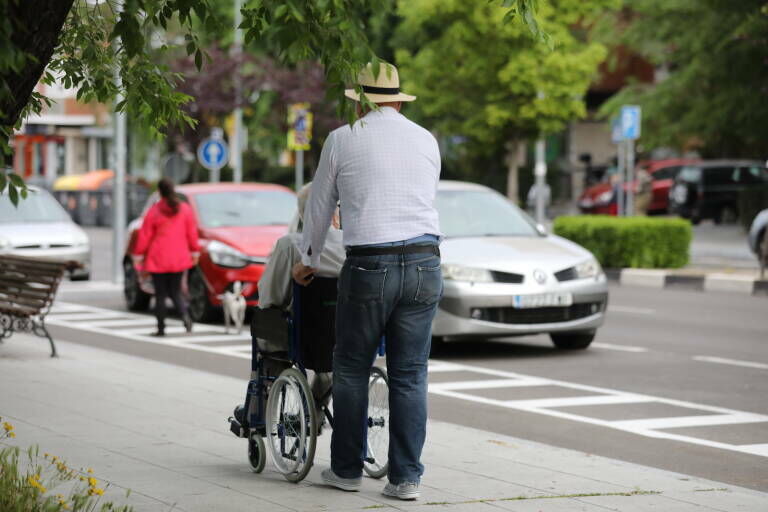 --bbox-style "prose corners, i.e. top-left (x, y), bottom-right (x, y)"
top-left (429, 378), bottom-right (548, 391)
top-left (45, 301), bottom-right (768, 458)
top-left (46, 301), bottom-right (251, 360)
top-left (693, 356), bottom-right (768, 370)
top-left (88, 318), bottom-right (161, 327)
top-left (427, 360), bottom-right (768, 458)
top-left (45, 312), bottom-right (129, 321)
top-left (607, 305), bottom-right (656, 315)
top-left (178, 334), bottom-right (251, 343)
top-left (737, 444), bottom-right (768, 457)
top-left (59, 280), bottom-right (123, 292)
top-left (592, 342), bottom-right (649, 353)
top-left (611, 413), bottom-right (767, 431)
